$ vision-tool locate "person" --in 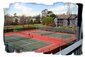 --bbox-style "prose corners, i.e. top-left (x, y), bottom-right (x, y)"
top-left (28, 33), bottom-right (33, 38)
top-left (28, 33), bottom-right (30, 38)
